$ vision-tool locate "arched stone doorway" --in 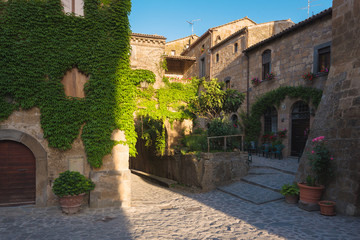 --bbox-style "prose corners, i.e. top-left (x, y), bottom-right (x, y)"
top-left (0, 140), bottom-right (36, 206)
top-left (0, 129), bottom-right (47, 206)
top-left (291, 101), bottom-right (310, 156)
